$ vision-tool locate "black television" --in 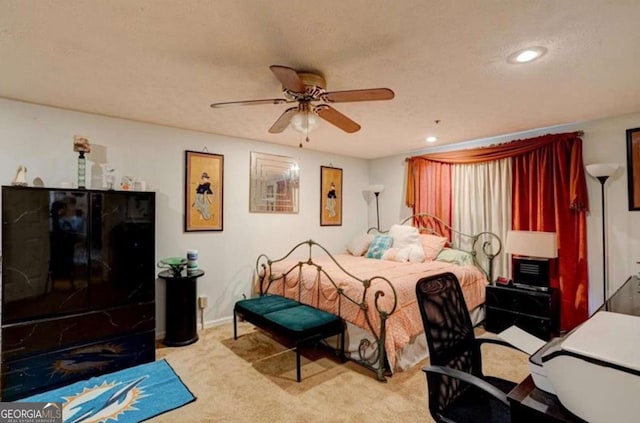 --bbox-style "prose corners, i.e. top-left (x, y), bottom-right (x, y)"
top-left (513, 257), bottom-right (550, 291)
